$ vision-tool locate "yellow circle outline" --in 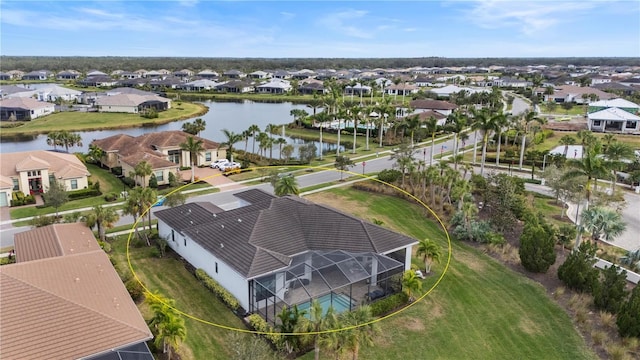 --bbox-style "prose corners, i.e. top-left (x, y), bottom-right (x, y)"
top-left (127, 164), bottom-right (451, 336)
